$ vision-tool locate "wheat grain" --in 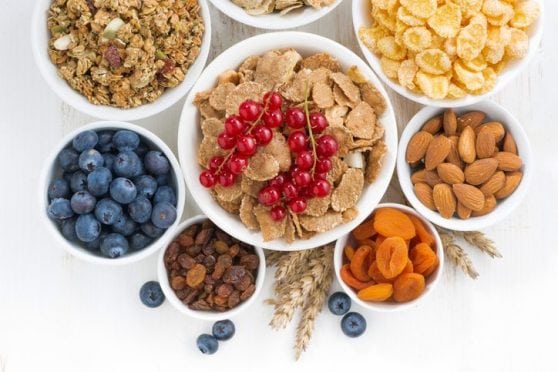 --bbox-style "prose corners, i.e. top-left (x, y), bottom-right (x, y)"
top-left (265, 249), bottom-right (286, 267)
top-left (461, 231), bottom-right (502, 258)
top-left (440, 231), bottom-right (479, 279)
